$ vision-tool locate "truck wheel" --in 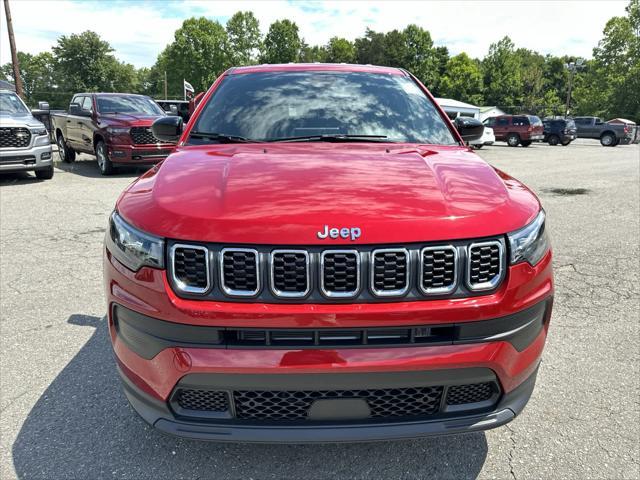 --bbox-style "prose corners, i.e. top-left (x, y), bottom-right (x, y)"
top-left (600, 133), bottom-right (615, 147)
top-left (521, 140), bottom-right (532, 147)
top-left (96, 140), bottom-right (115, 175)
top-left (57, 134), bottom-right (75, 163)
top-left (472, 144), bottom-right (483, 149)
top-left (548, 135), bottom-right (560, 146)
top-left (507, 133), bottom-right (520, 147)
top-left (35, 164), bottom-right (54, 180)
top-left (561, 140), bottom-right (572, 146)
